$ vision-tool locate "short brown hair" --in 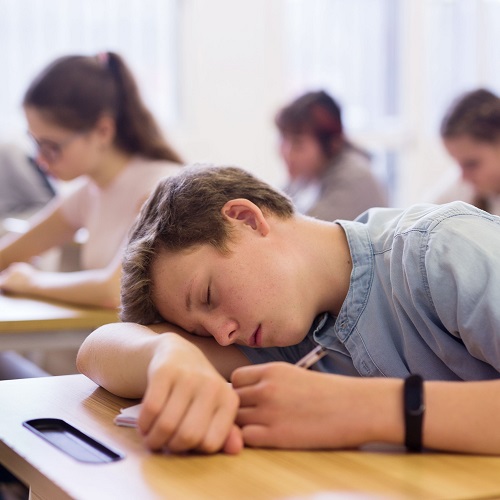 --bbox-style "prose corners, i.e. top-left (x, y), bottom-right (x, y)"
top-left (120, 164), bottom-right (295, 324)
top-left (441, 88), bottom-right (500, 143)
top-left (275, 90), bottom-right (344, 158)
